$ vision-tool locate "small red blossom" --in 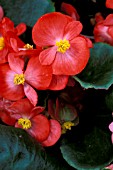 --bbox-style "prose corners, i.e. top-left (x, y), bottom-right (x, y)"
top-left (9, 98), bottom-right (50, 142)
top-left (7, 98), bottom-right (61, 145)
top-left (32, 12), bottom-right (90, 76)
top-left (0, 53), bottom-right (52, 106)
top-left (93, 14), bottom-right (113, 45)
